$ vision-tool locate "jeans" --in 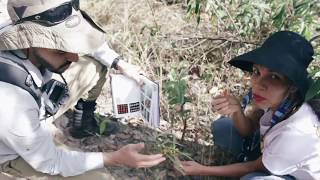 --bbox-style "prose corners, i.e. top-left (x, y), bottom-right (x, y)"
top-left (211, 117), bottom-right (261, 162)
